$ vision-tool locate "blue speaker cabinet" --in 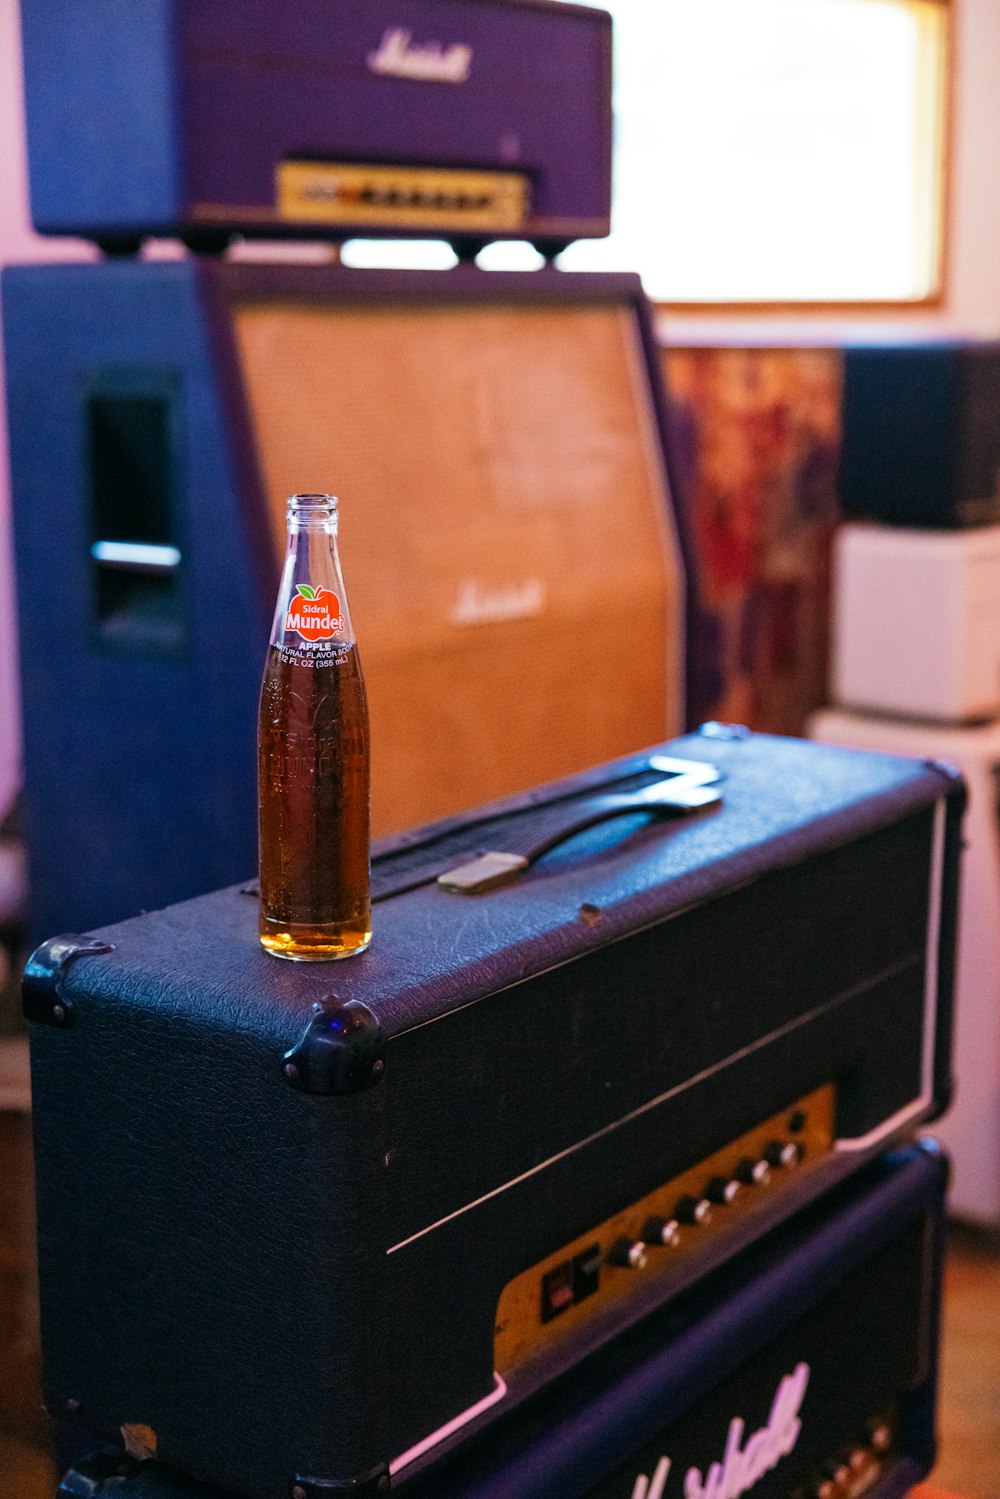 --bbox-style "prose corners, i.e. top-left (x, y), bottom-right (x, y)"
top-left (2, 260), bottom-right (688, 939)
